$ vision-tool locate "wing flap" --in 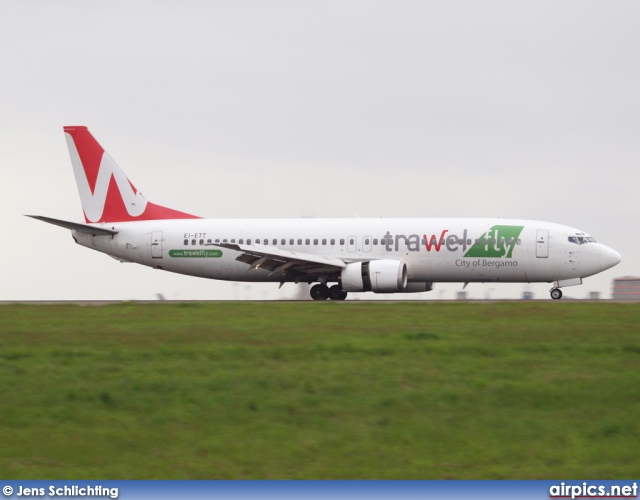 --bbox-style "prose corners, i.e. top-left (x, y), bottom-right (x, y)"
top-left (209, 242), bottom-right (346, 276)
